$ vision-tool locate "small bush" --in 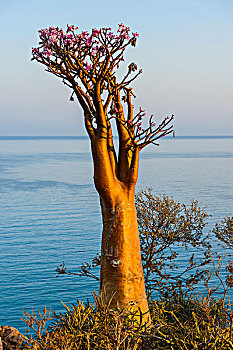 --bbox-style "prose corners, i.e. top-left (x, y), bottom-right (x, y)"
top-left (23, 190), bottom-right (233, 349)
top-left (57, 189), bottom-right (212, 298)
top-left (22, 291), bottom-right (233, 349)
